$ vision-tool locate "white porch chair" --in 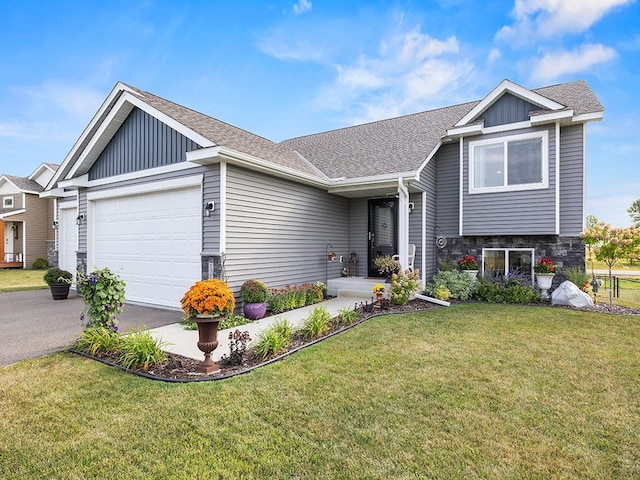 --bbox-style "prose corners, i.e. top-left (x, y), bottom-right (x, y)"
top-left (392, 244), bottom-right (415, 271)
